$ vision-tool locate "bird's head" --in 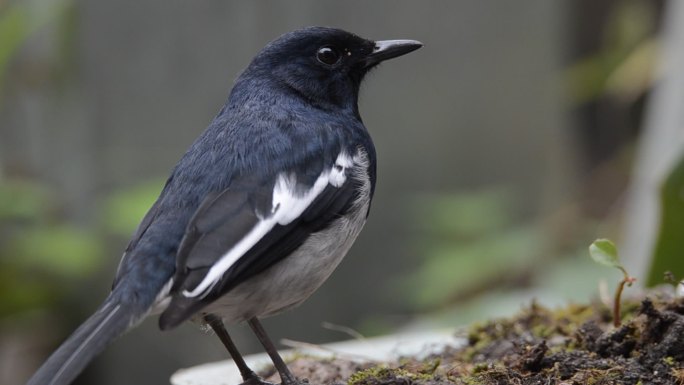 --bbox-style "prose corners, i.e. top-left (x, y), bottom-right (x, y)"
top-left (233, 27), bottom-right (422, 112)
